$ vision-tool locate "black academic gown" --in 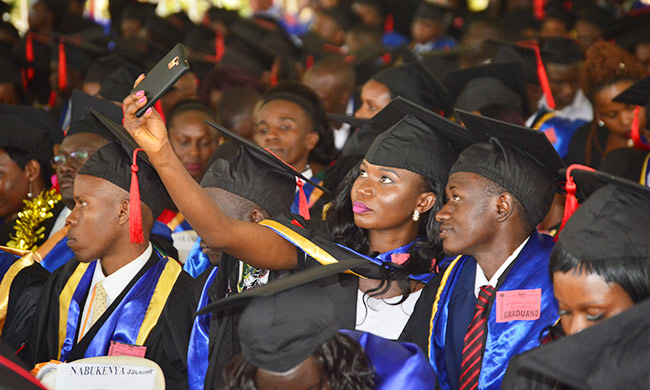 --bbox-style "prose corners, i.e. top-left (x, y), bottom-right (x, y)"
top-left (25, 252), bottom-right (195, 390)
top-left (1, 262), bottom-right (49, 355)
